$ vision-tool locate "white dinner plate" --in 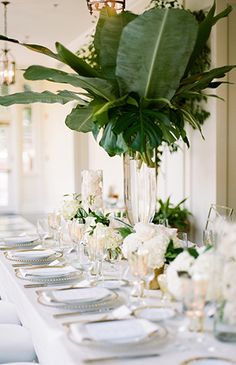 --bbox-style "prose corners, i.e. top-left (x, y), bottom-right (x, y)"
top-left (39, 287), bottom-right (114, 305)
top-left (0, 235), bottom-right (39, 249)
top-left (15, 266), bottom-right (82, 284)
top-left (134, 306), bottom-right (176, 322)
top-left (37, 289), bottom-right (119, 309)
top-left (181, 357), bottom-right (236, 365)
top-left (5, 249), bottom-right (62, 263)
top-left (68, 318), bottom-right (167, 347)
top-left (92, 279), bottom-right (129, 290)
